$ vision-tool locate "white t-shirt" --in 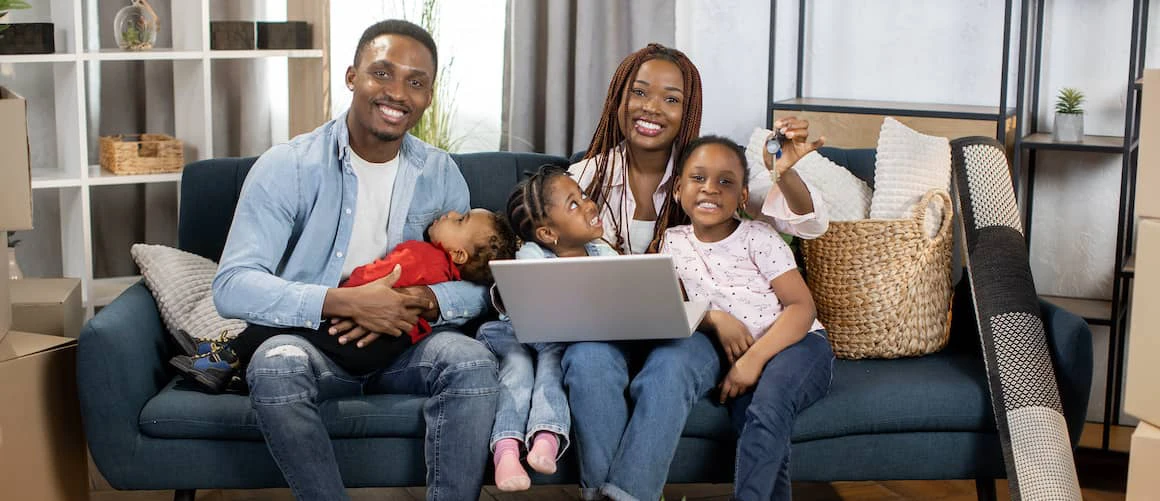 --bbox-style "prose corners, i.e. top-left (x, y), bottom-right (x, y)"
top-left (663, 220), bottom-right (825, 339)
top-left (342, 151), bottom-right (400, 278)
